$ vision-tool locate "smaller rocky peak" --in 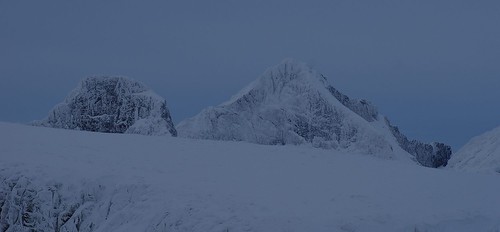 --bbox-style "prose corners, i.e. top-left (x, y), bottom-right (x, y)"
top-left (75, 76), bottom-right (147, 98)
top-left (34, 76), bottom-right (177, 136)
